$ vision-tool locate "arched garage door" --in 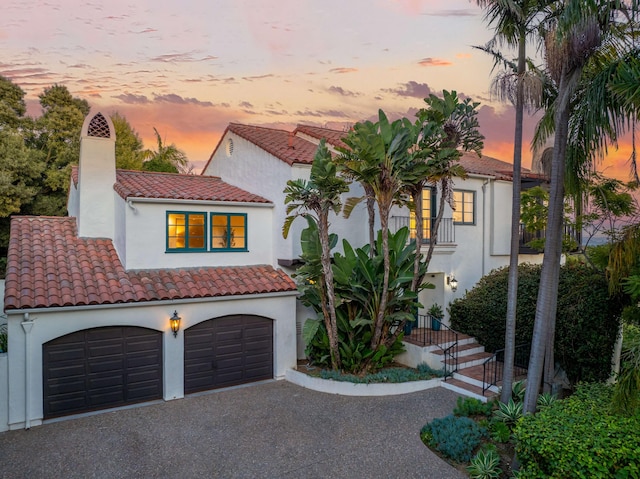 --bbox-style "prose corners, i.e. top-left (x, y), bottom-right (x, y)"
top-left (43, 327), bottom-right (163, 419)
top-left (184, 315), bottom-right (273, 394)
